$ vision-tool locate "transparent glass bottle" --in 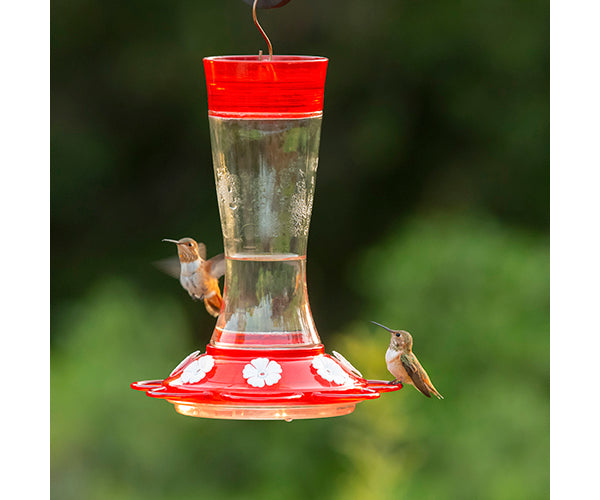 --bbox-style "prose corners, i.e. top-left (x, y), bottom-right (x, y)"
top-left (210, 115), bottom-right (322, 346)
